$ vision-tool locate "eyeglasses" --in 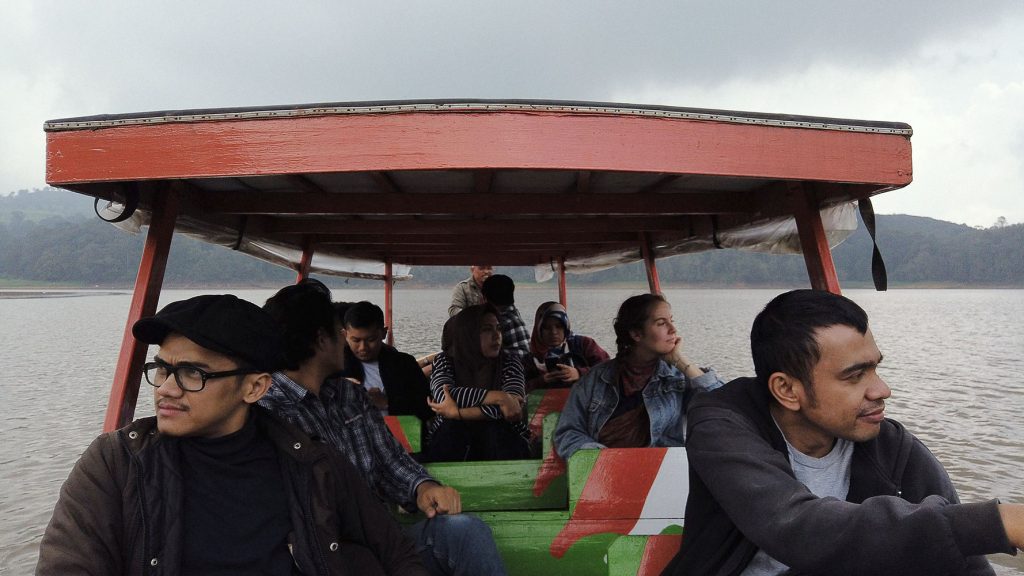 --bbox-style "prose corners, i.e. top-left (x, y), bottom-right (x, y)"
top-left (143, 359), bottom-right (258, 392)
